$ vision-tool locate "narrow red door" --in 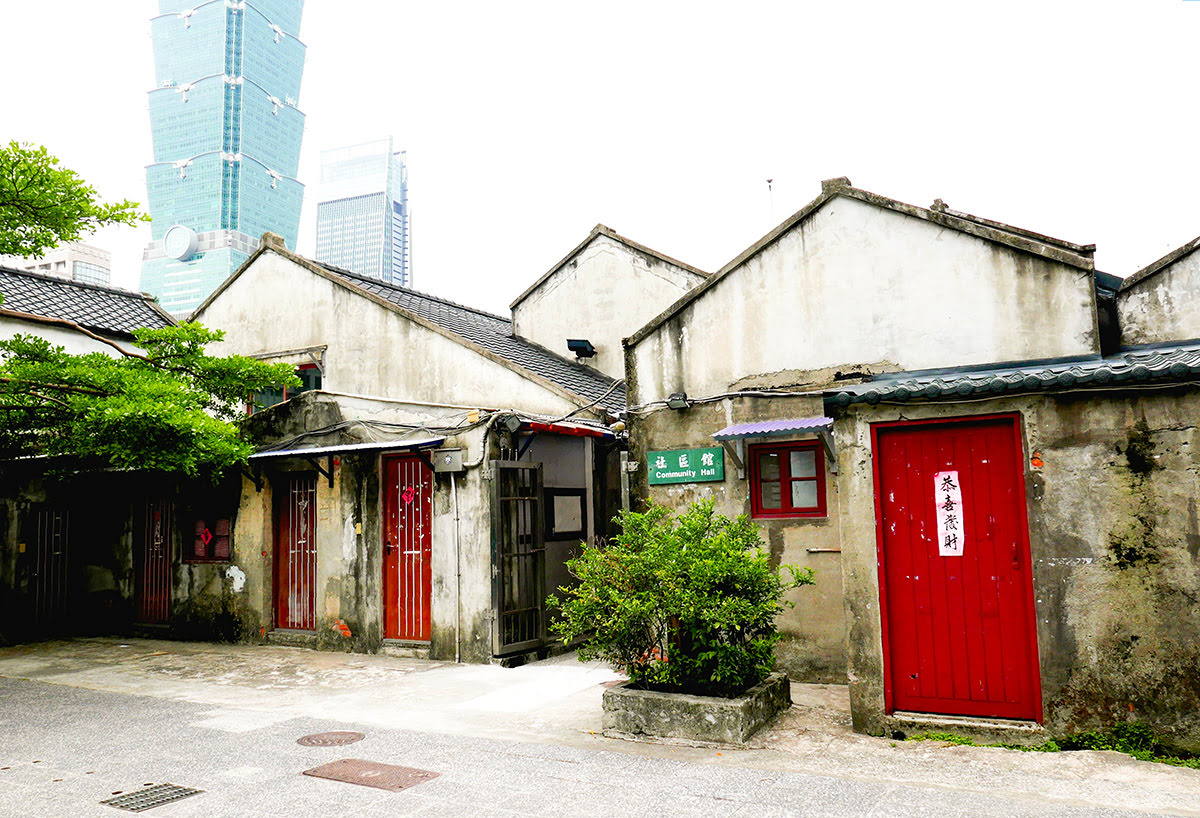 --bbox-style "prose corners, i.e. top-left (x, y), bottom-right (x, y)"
top-left (874, 416), bottom-right (1041, 721)
top-left (276, 473), bottom-right (317, 631)
top-left (383, 456), bottom-right (433, 641)
top-left (31, 507), bottom-right (69, 627)
top-left (135, 499), bottom-right (172, 624)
